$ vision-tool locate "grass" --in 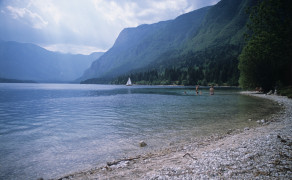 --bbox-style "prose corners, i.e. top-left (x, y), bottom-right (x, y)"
top-left (278, 86), bottom-right (292, 98)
